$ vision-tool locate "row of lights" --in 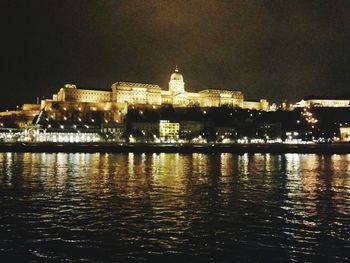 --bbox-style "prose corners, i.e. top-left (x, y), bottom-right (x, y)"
top-left (49, 106), bottom-right (118, 112)
top-left (47, 124), bottom-right (101, 129)
top-left (47, 115), bottom-right (119, 123)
